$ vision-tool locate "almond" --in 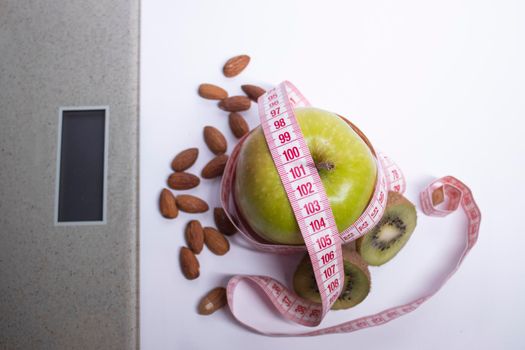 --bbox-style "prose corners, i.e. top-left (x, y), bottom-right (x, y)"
top-left (203, 227), bottom-right (230, 255)
top-left (180, 247), bottom-right (200, 280)
top-left (198, 83), bottom-right (228, 100)
top-left (198, 287), bottom-right (227, 315)
top-left (213, 207), bottom-right (237, 236)
top-left (228, 112), bottom-right (249, 138)
top-left (176, 194), bottom-right (209, 213)
top-left (218, 96), bottom-right (251, 112)
top-left (203, 126), bottom-right (227, 155)
top-left (201, 154), bottom-right (228, 179)
top-left (171, 148), bottom-right (199, 172)
top-left (167, 172), bottom-right (200, 190)
top-left (159, 189), bottom-right (178, 219)
top-left (432, 186), bottom-right (445, 206)
top-left (241, 84), bottom-right (266, 102)
top-left (185, 220), bottom-right (204, 254)
top-left (223, 54), bottom-right (250, 77)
